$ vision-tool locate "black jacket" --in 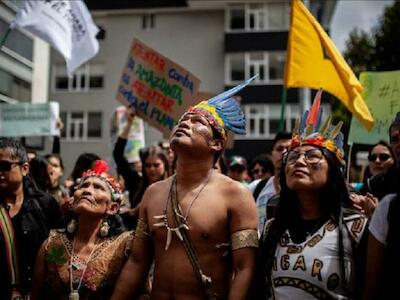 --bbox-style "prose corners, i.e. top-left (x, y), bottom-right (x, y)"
top-left (0, 181), bottom-right (63, 298)
top-left (360, 164), bottom-right (399, 200)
